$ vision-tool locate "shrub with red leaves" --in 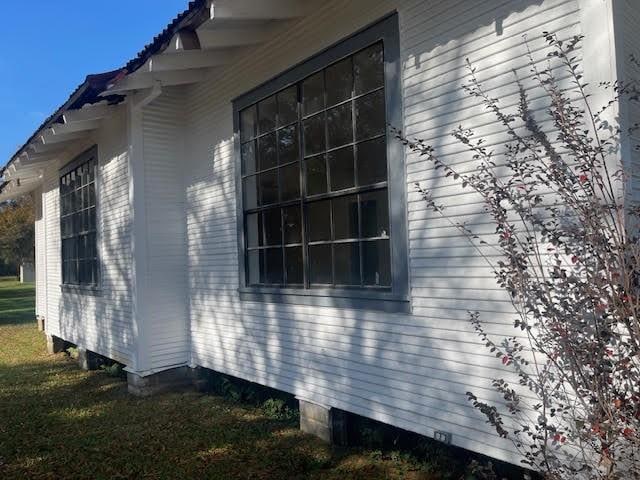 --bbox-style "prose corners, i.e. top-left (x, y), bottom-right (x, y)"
top-left (398, 34), bottom-right (640, 479)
